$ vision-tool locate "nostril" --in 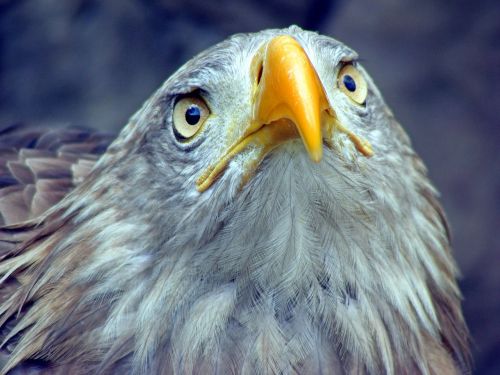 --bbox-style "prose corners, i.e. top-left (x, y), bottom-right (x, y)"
top-left (256, 63), bottom-right (263, 85)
